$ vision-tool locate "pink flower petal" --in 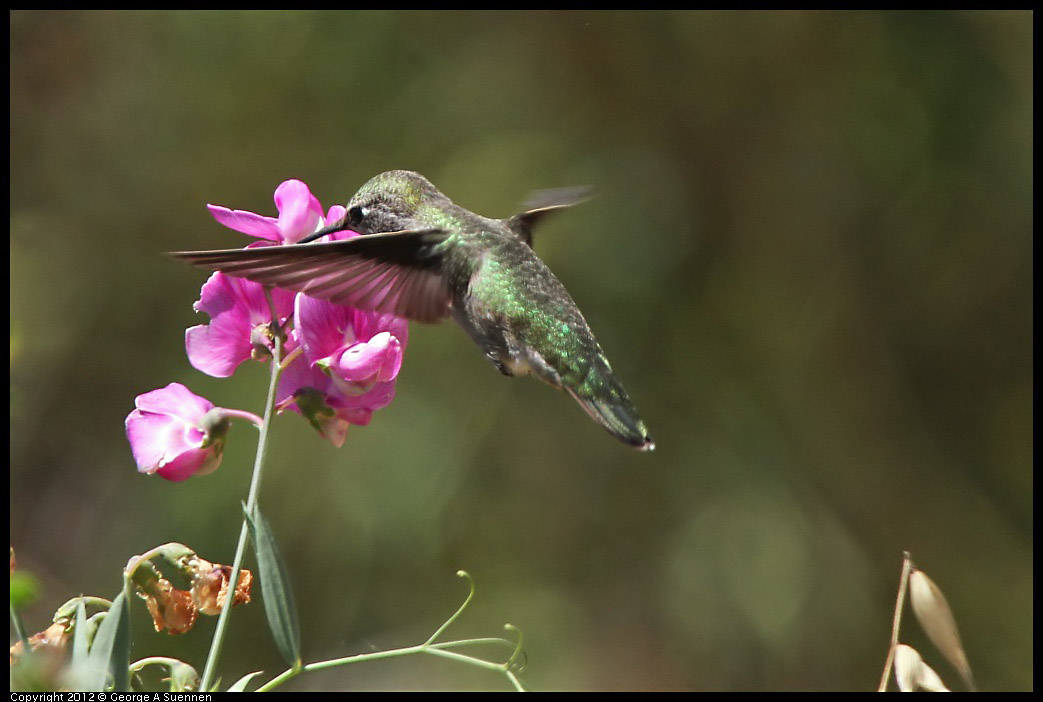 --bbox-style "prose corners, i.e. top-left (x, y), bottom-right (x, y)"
top-left (274, 180), bottom-right (324, 244)
top-left (353, 310), bottom-right (409, 349)
top-left (207, 205), bottom-right (282, 241)
top-left (187, 273), bottom-right (295, 378)
top-left (155, 446), bottom-right (223, 482)
top-left (316, 415), bottom-right (350, 448)
top-left (334, 332), bottom-right (403, 383)
top-left (296, 294), bottom-right (354, 363)
top-left (336, 407), bottom-right (373, 426)
top-left (326, 204), bottom-right (347, 225)
top-left (133, 382), bottom-right (213, 421)
top-left (327, 379), bottom-right (397, 412)
top-left (126, 409), bottom-right (181, 472)
top-left (186, 323), bottom-right (249, 378)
